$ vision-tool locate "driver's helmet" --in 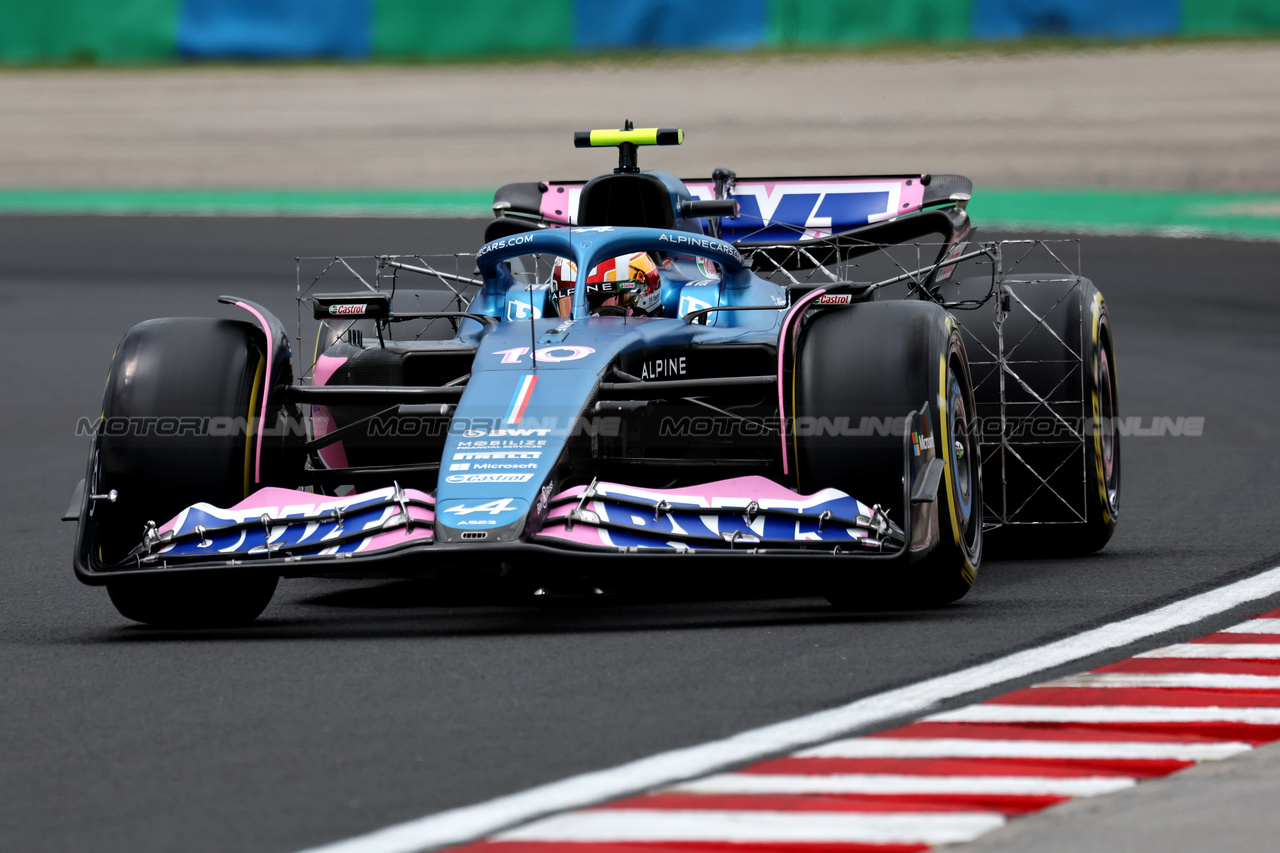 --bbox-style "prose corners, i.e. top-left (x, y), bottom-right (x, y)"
top-left (551, 252), bottom-right (661, 317)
